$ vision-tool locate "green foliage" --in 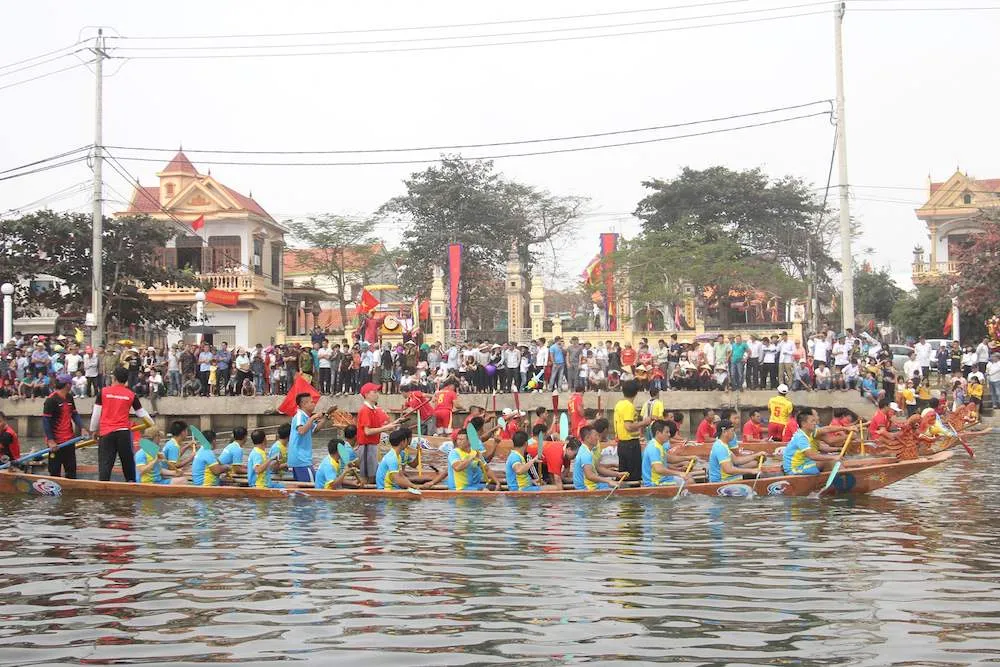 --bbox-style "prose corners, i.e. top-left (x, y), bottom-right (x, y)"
top-left (287, 215), bottom-right (383, 327)
top-left (853, 267), bottom-right (904, 322)
top-left (0, 211), bottom-right (202, 331)
top-left (634, 166), bottom-right (836, 289)
top-left (379, 156), bottom-right (584, 328)
top-left (953, 215), bottom-right (1000, 317)
top-left (890, 286), bottom-right (950, 339)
